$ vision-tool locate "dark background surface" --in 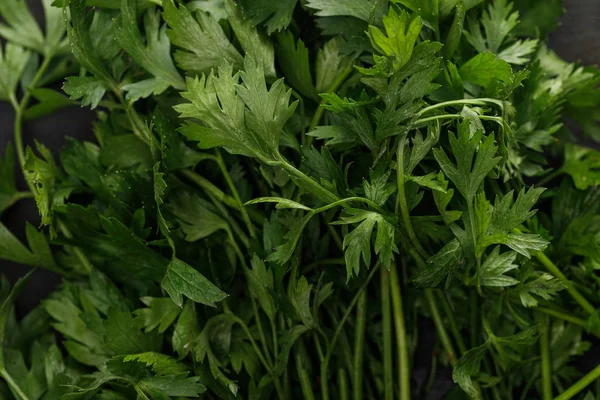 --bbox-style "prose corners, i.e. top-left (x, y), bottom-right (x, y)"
top-left (0, 0), bottom-right (599, 397)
